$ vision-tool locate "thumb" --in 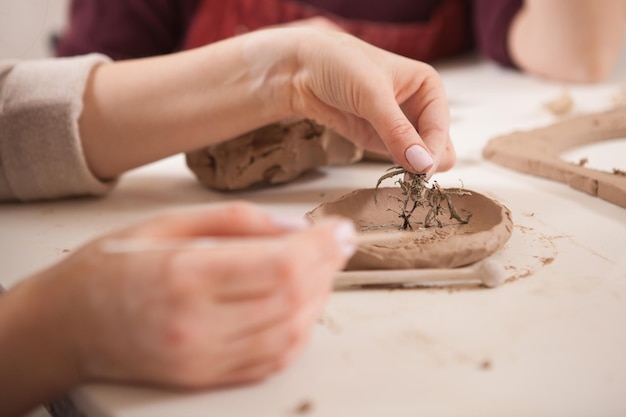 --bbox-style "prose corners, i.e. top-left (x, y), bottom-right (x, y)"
top-left (288, 217), bottom-right (357, 272)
